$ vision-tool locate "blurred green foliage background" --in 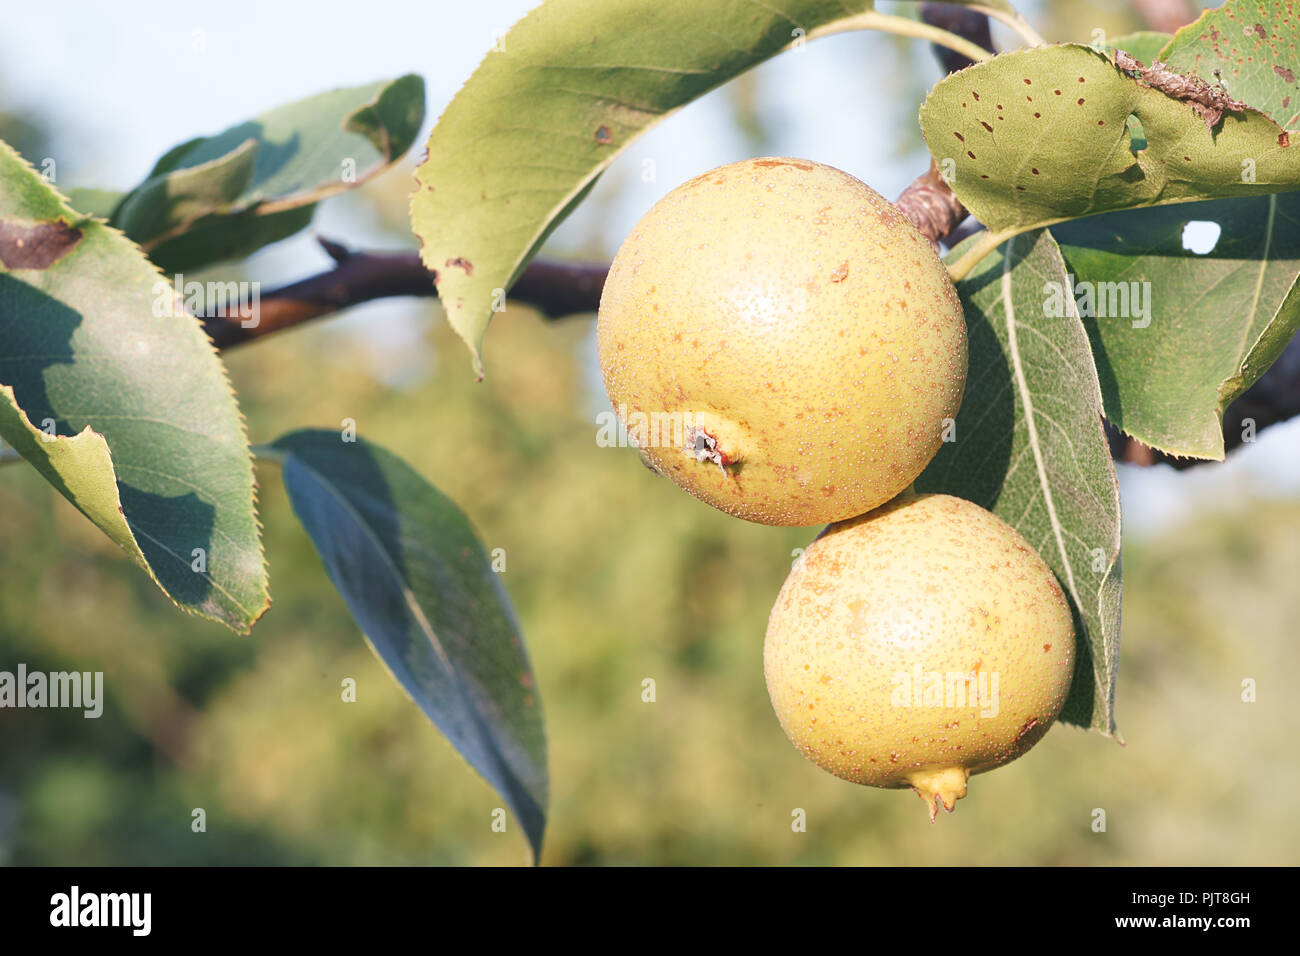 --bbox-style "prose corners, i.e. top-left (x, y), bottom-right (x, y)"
top-left (2, 0), bottom-right (1297, 866)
